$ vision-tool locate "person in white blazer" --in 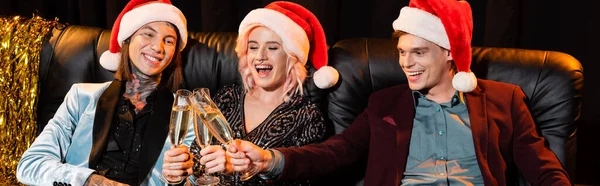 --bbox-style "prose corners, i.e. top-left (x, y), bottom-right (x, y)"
top-left (16, 0), bottom-right (195, 185)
